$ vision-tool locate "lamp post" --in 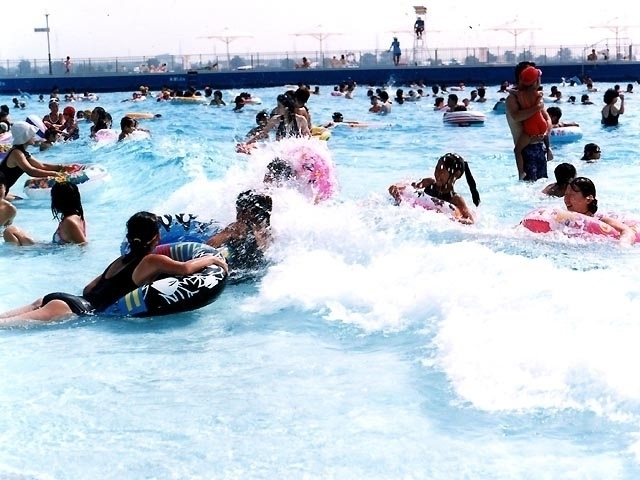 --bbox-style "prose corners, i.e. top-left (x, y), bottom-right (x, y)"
top-left (34, 13), bottom-right (52, 75)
